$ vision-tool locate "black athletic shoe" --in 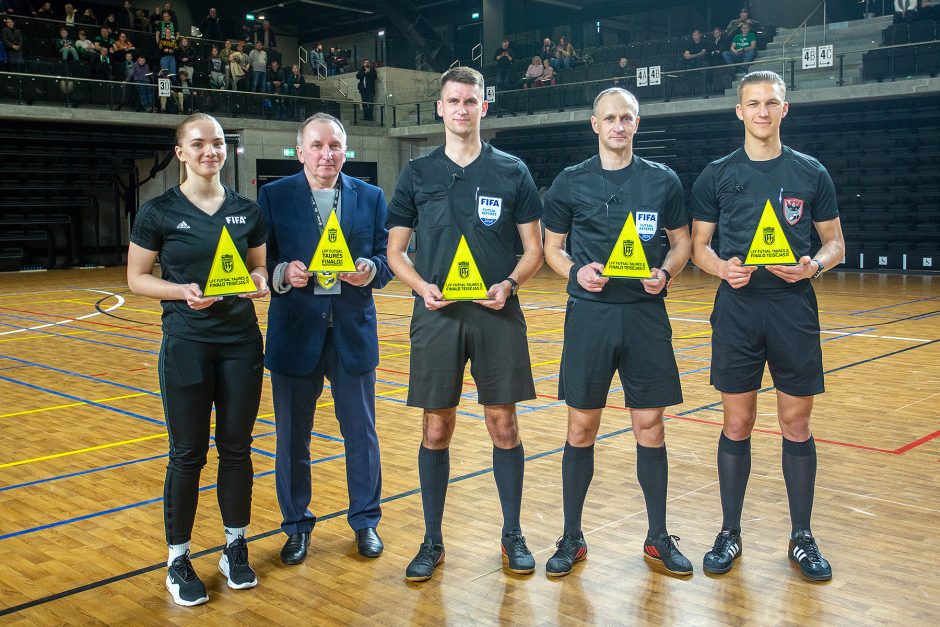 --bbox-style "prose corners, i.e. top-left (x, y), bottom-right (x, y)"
top-left (166, 552), bottom-right (209, 607)
top-left (405, 541), bottom-right (445, 582)
top-left (703, 529), bottom-right (742, 574)
top-left (219, 537), bottom-right (258, 589)
top-left (545, 532), bottom-right (587, 577)
top-left (789, 530), bottom-right (832, 581)
top-left (501, 533), bottom-right (535, 574)
top-left (644, 534), bottom-right (693, 576)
